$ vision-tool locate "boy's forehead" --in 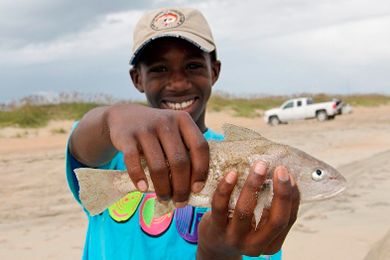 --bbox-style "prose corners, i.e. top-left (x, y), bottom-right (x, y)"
top-left (137, 37), bottom-right (210, 64)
